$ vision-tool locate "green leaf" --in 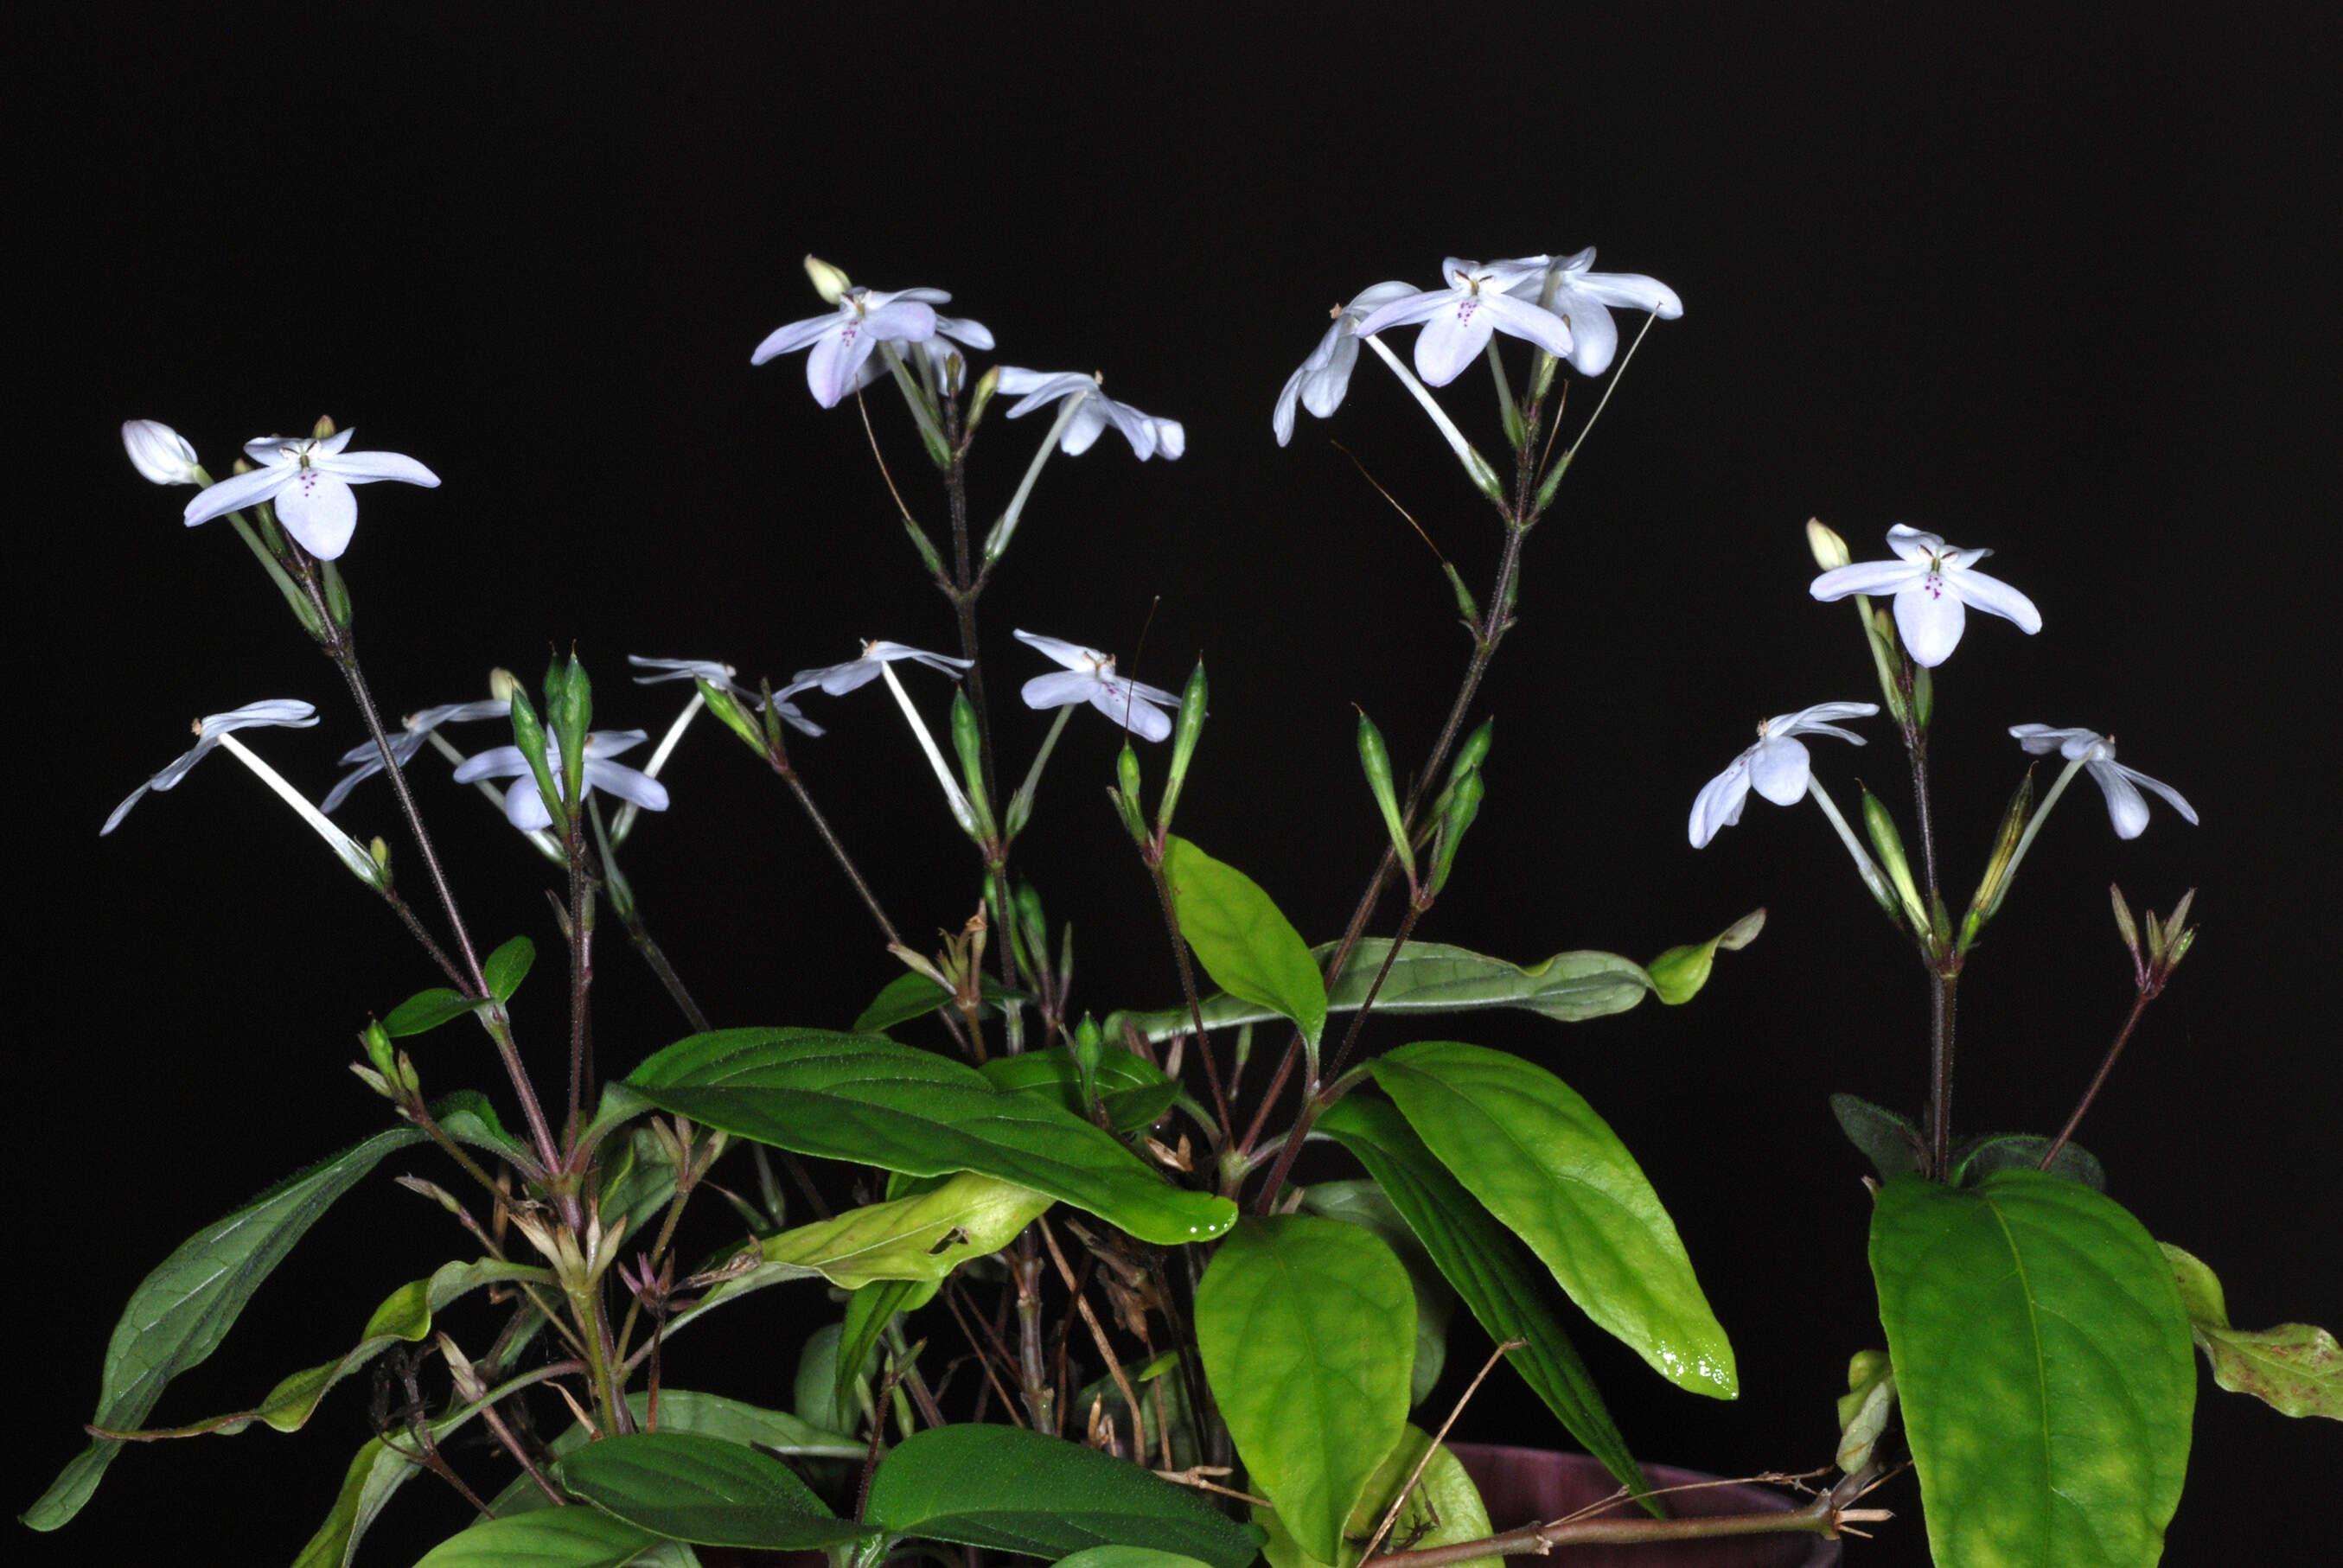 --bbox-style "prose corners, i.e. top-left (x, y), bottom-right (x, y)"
top-left (619, 1029), bottom-right (1235, 1246)
top-left (761, 1170), bottom-right (1055, 1289)
top-left (1300, 1179), bottom-right (1453, 1406)
top-left (1193, 1215), bottom-right (1415, 1563)
top-left (27, 1119), bottom-right (433, 1529)
top-left (2163, 1242), bottom-right (2343, 1419)
top-left (598, 1126), bottom-right (684, 1250)
top-left (1111, 924), bottom-right (1759, 1044)
top-left (837, 1277), bottom-right (939, 1418)
top-left (102, 1257), bottom-right (548, 1438)
top-left (1054, 1550), bottom-right (1220, 1568)
top-left (1314, 1096), bottom-right (1645, 1502)
top-left (413, 1506), bottom-right (657, 1568)
top-left (1829, 1093), bottom-right (1922, 1182)
top-left (484, 934), bottom-right (537, 1001)
top-left (793, 1323), bottom-right (861, 1437)
top-left (382, 985), bottom-right (485, 1036)
top-left (1951, 1132), bottom-right (2107, 1192)
top-left (1834, 1348), bottom-right (1898, 1474)
top-left (1256, 1425), bottom-right (1498, 1568)
top-left (983, 1043), bottom-right (1184, 1133)
top-left (855, 969), bottom-right (1033, 1035)
top-left (1642, 908), bottom-right (1765, 1005)
top-left (1370, 1042), bottom-right (1735, 1399)
top-left (1161, 835), bottom-right (1327, 1049)
top-left (865, 1425), bottom-right (1261, 1568)
top-left (556, 1431), bottom-right (872, 1549)
top-left (1872, 1171), bottom-right (2194, 1566)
